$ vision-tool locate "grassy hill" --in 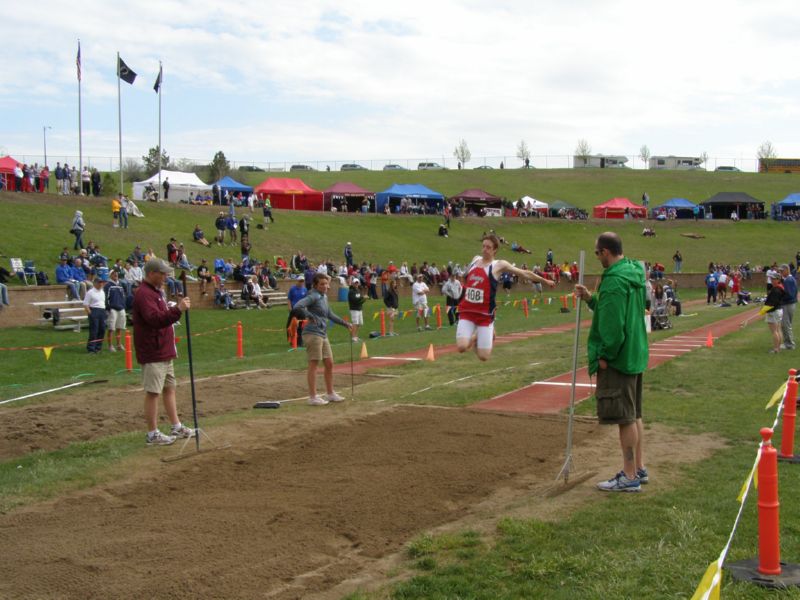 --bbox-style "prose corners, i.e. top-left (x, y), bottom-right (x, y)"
top-left (231, 166), bottom-right (800, 208)
top-left (2, 167), bottom-right (800, 280)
